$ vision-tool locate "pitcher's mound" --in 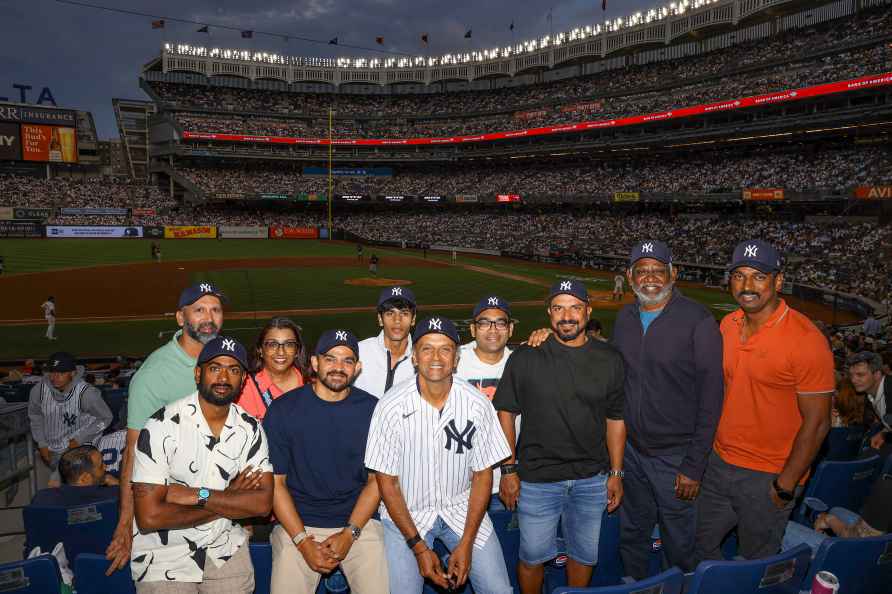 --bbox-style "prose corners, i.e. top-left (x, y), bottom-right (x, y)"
top-left (344, 277), bottom-right (415, 287)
